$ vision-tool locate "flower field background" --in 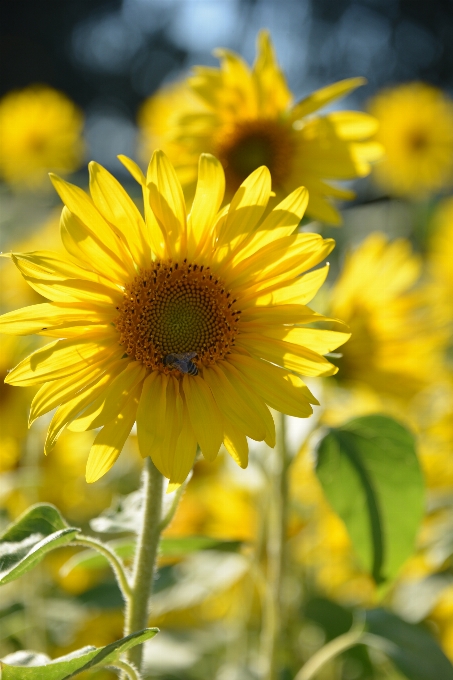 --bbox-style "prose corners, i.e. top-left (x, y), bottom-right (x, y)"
top-left (0, 1), bottom-right (452, 679)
